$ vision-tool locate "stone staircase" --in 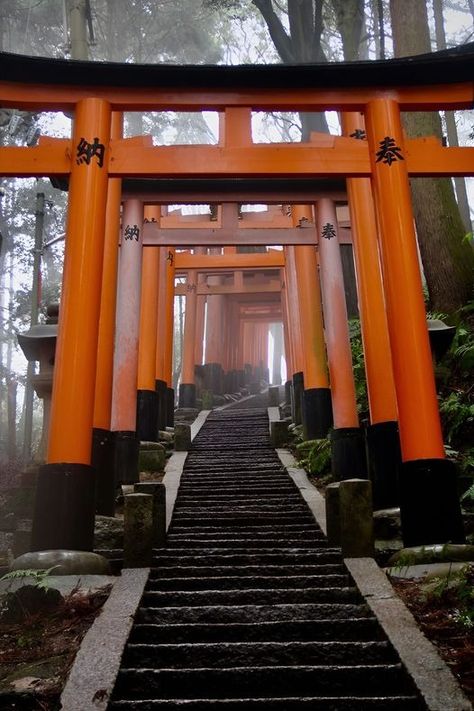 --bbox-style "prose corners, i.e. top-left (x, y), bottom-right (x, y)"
top-left (109, 408), bottom-right (426, 710)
